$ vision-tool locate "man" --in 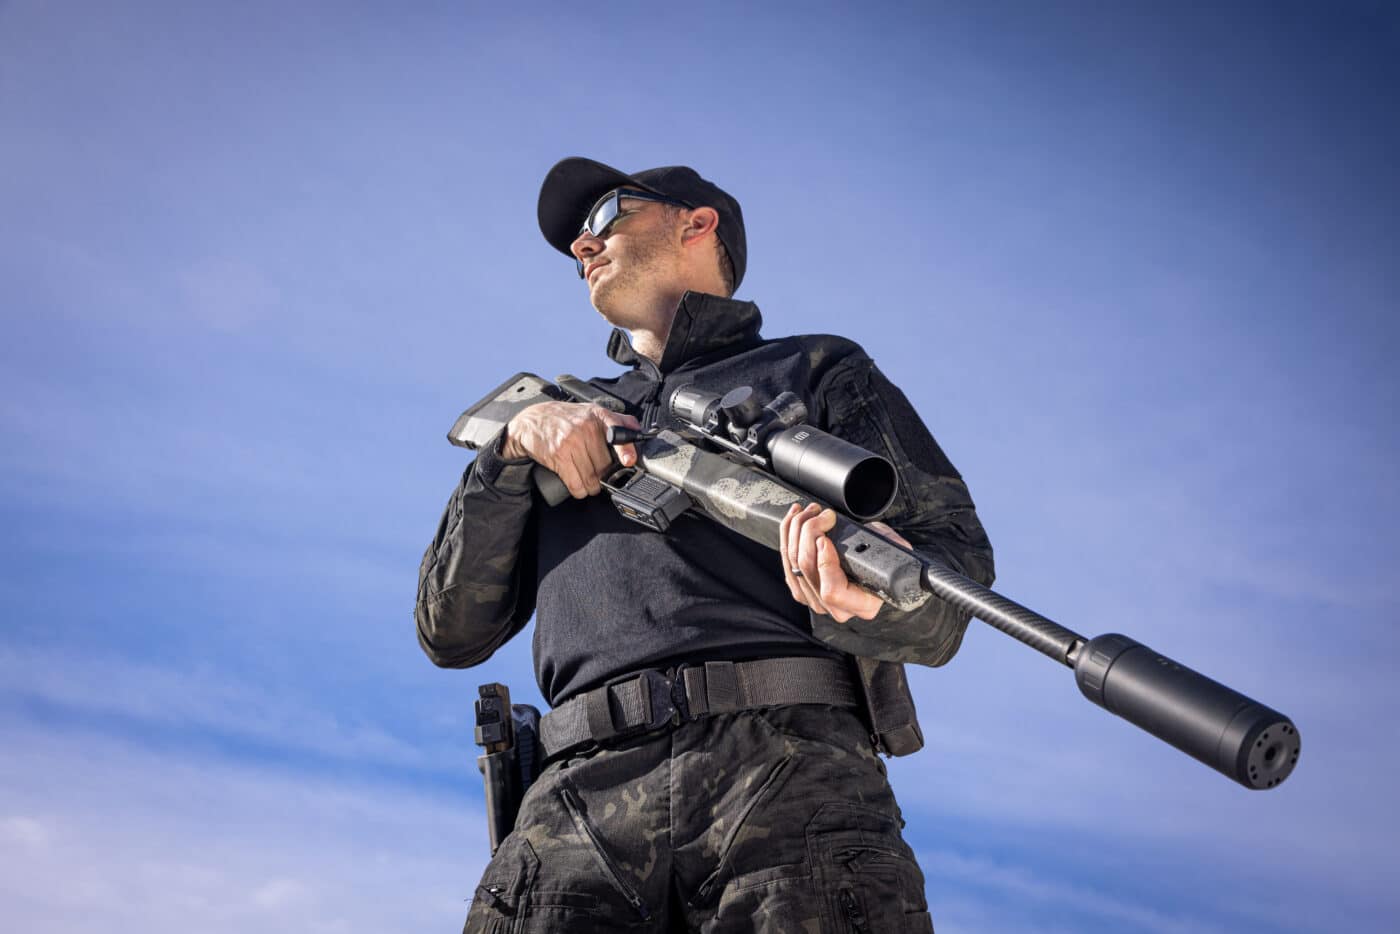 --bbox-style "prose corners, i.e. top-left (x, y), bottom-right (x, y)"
top-left (416, 158), bottom-right (994, 932)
